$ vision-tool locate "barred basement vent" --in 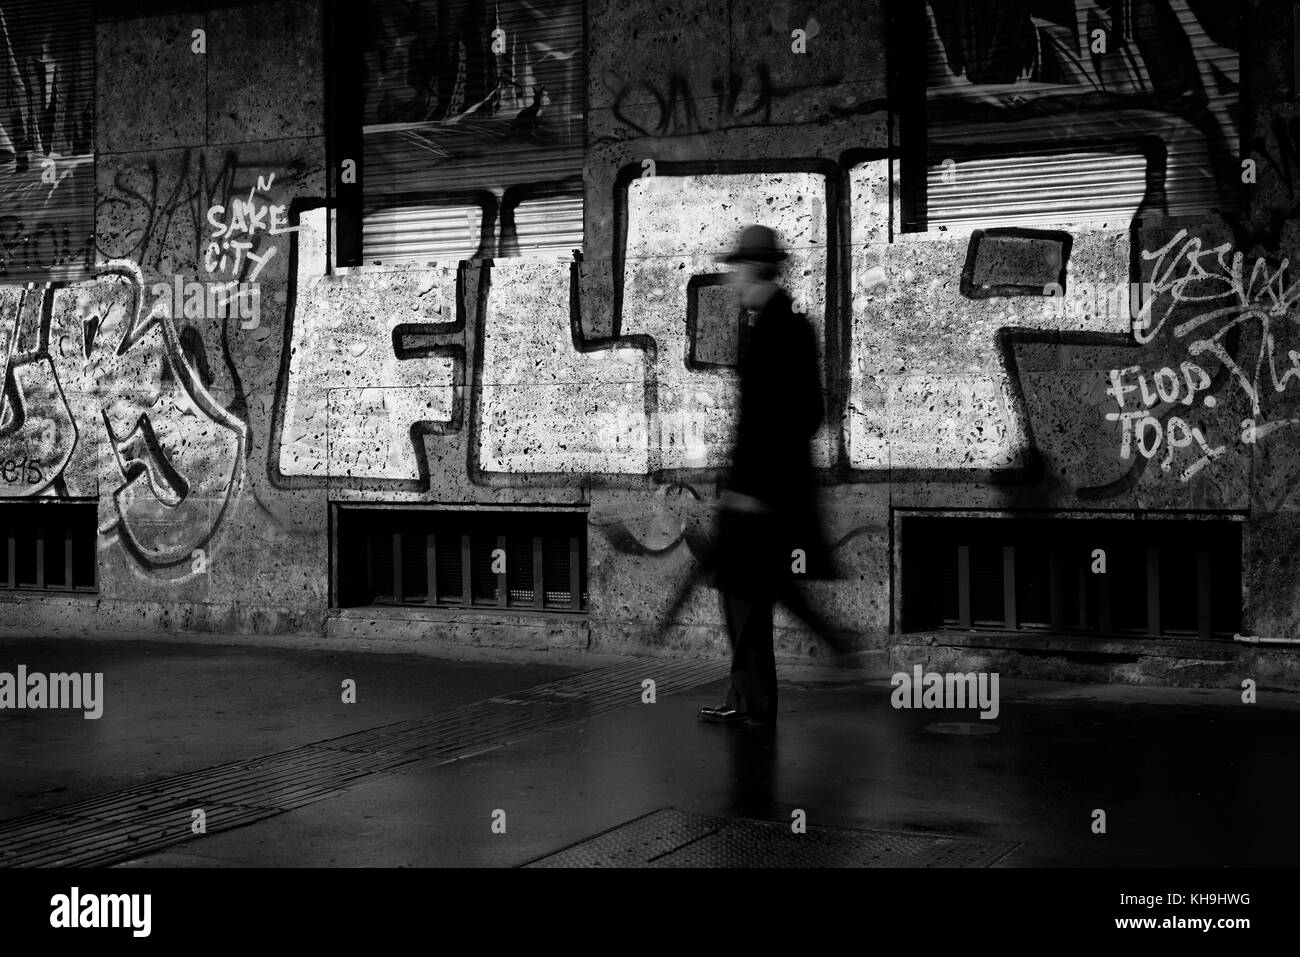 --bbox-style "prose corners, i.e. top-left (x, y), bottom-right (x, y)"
top-left (0, 502), bottom-right (98, 593)
top-left (901, 515), bottom-right (1242, 641)
top-left (335, 507), bottom-right (587, 613)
